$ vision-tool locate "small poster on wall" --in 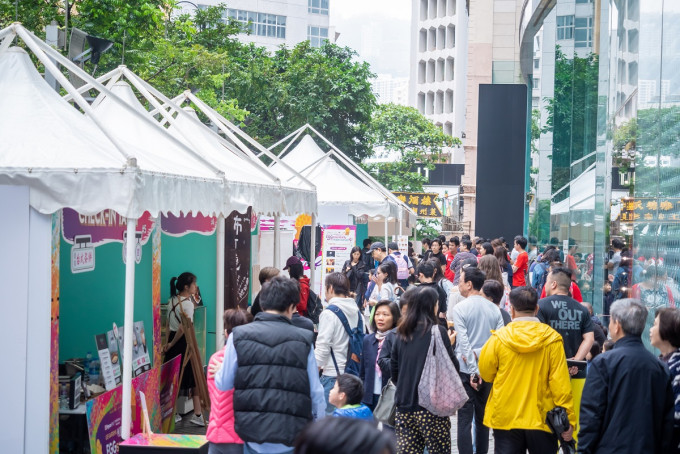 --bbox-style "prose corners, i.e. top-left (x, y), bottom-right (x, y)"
top-left (113, 322), bottom-right (151, 377)
top-left (320, 225), bottom-right (356, 300)
top-left (95, 333), bottom-right (120, 391)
